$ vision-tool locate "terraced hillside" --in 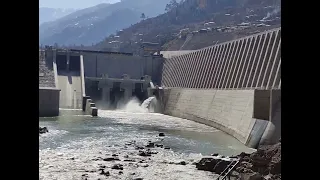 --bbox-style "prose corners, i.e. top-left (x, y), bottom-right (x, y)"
top-left (39, 50), bottom-right (55, 88)
top-left (92, 0), bottom-right (281, 53)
